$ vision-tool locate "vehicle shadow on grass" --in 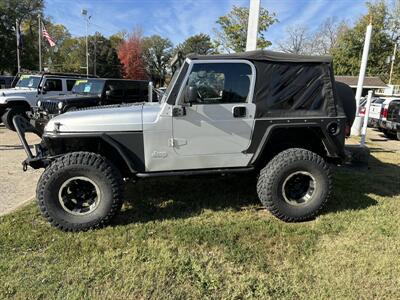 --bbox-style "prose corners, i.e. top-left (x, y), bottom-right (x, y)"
top-left (325, 149), bottom-right (400, 214)
top-left (113, 151), bottom-right (400, 225)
